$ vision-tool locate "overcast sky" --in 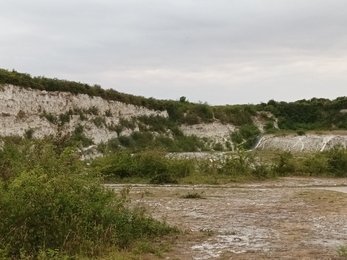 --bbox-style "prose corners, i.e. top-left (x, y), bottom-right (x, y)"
top-left (1, 0), bottom-right (347, 105)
